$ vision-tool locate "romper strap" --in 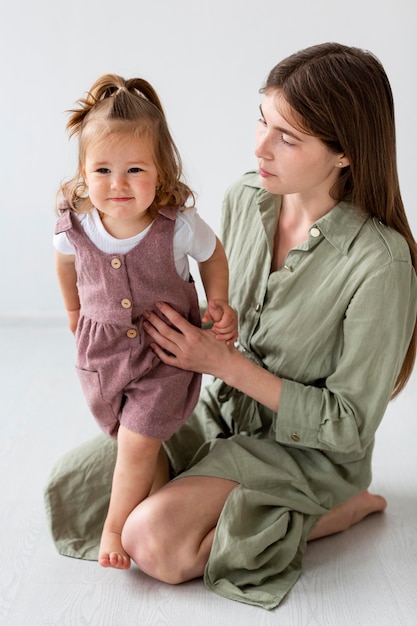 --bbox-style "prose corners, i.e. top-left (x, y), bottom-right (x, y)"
top-left (55, 206), bottom-right (73, 235)
top-left (158, 206), bottom-right (179, 221)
